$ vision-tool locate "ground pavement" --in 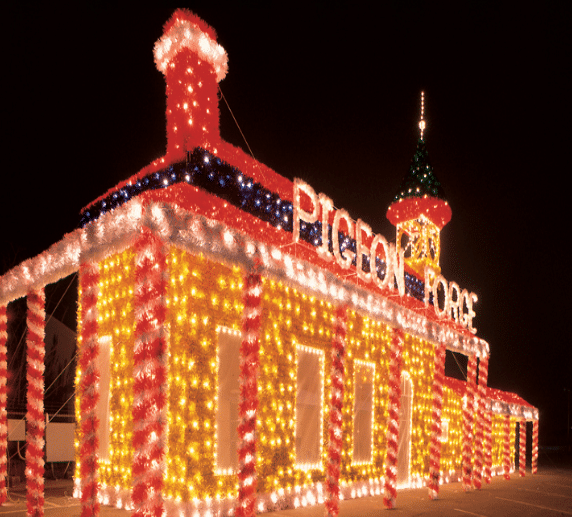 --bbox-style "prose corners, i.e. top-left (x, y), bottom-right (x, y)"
top-left (0, 463), bottom-right (570, 516)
